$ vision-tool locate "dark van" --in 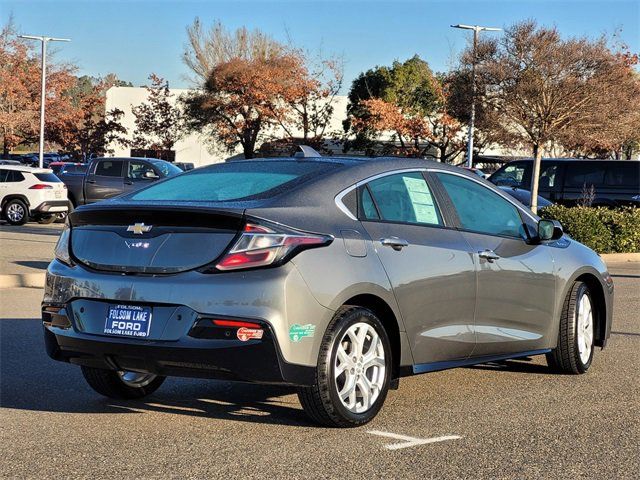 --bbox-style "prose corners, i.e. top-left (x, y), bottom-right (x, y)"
top-left (489, 159), bottom-right (640, 207)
